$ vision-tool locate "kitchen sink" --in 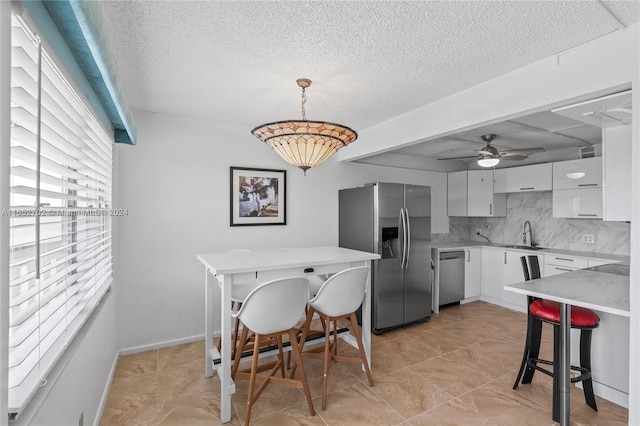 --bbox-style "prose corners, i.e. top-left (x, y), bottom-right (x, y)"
top-left (505, 245), bottom-right (545, 251)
